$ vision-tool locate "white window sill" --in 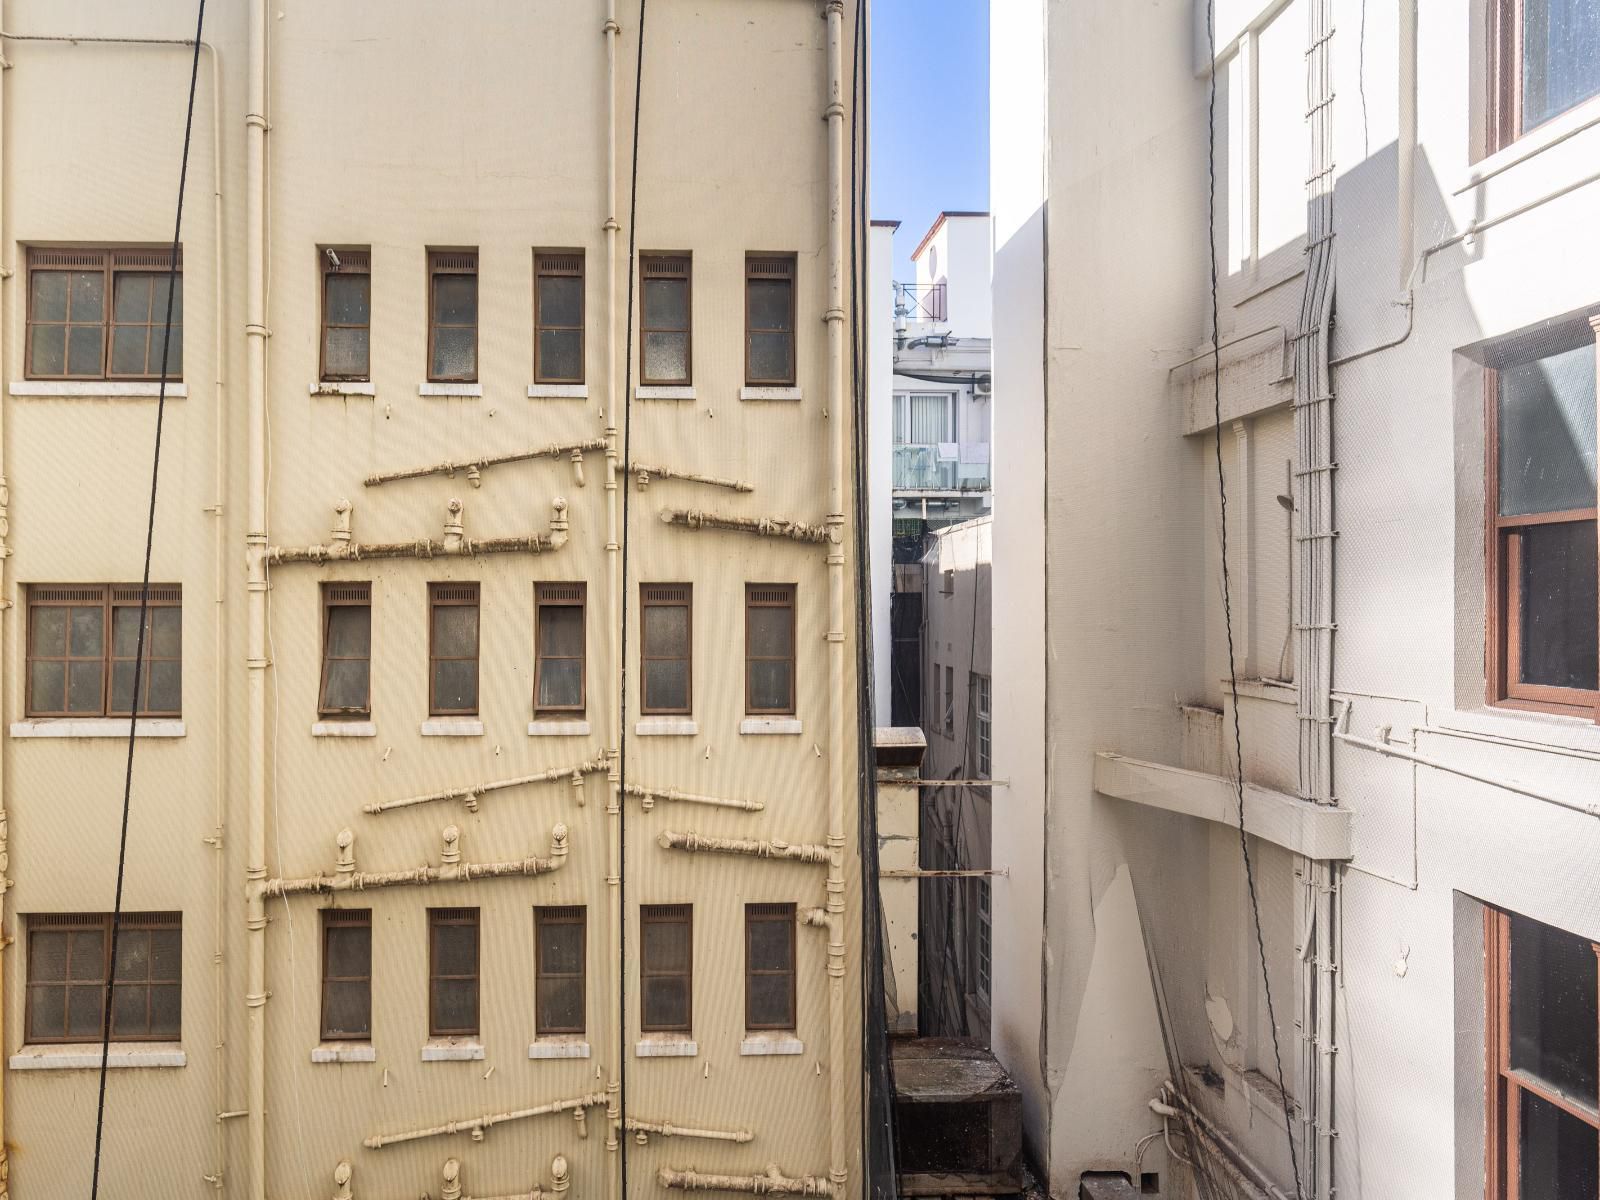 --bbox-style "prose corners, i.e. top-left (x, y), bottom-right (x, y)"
top-left (739, 386), bottom-right (802, 401)
top-left (10, 1043), bottom-right (186, 1070)
top-left (11, 718), bottom-right (185, 739)
top-left (529, 719), bottom-right (591, 737)
top-left (1456, 94), bottom-right (1600, 193)
top-left (635, 1037), bottom-right (697, 1058)
top-left (528, 383), bottom-right (588, 399)
top-left (309, 381), bottom-right (375, 397)
top-left (419, 382), bottom-right (482, 397)
top-left (421, 718), bottom-right (484, 737)
top-left (312, 720), bottom-right (376, 738)
top-left (421, 1039), bottom-right (484, 1062)
top-left (635, 385), bottom-right (695, 401)
top-left (529, 1038), bottom-right (591, 1060)
top-left (635, 717), bottom-right (697, 737)
top-left (740, 717), bottom-right (802, 736)
top-left (311, 1042), bottom-right (375, 1064)
top-left (10, 380), bottom-right (188, 399)
top-left (739, 1034), bottom-right (804, 1056)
